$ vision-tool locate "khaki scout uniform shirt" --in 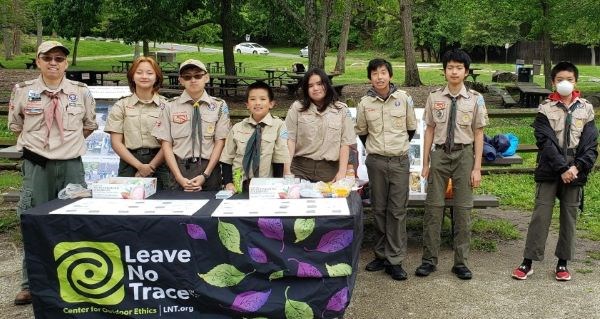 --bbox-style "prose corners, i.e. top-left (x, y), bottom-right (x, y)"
top-left (104, 93), bottom-right (167, 149)
top-left (152, 90), bottom-right (230, 159)
top-left (355, 89), bottom-right (417, 156)
top-left (424, 85), bottom-right (488, 145)
top-left (538, 97), bottom-right (595, 148)
top-left (285, 101), bottom-right (356, 161)
top-left (8, 76), bottom-right (97, 159)
top-left (220, 113), bottom-right (290, 178)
